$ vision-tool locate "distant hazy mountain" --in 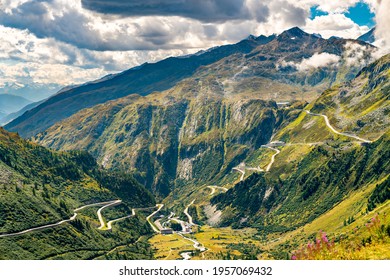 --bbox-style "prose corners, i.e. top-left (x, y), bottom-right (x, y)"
top-left (0, 94), bottom-right (32, 115)
top-left (0, 82), bottom-right (61, 102)
top-left (357, 27), bottom-right (376, 43)
top-left (0, 100), bottom-right (44, 126)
